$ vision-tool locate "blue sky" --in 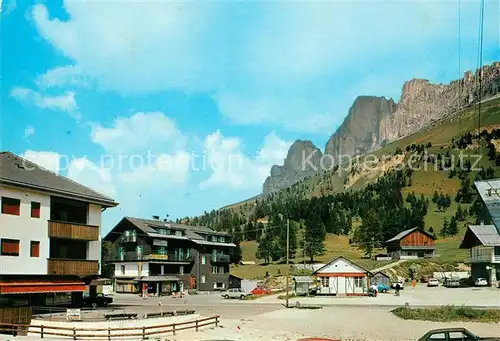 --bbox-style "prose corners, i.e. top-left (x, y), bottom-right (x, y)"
top-left (2, 0), bottom-right (499, 233)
